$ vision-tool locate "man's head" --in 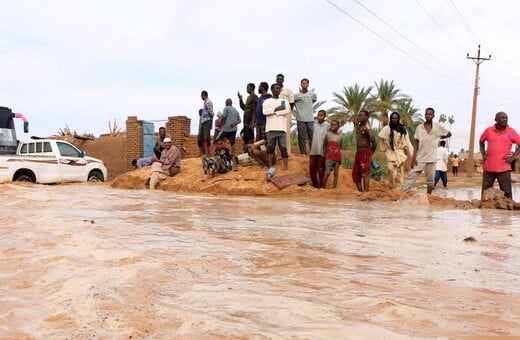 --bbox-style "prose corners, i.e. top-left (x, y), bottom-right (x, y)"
top-left (330, 119), bottom-right (340, 133)
top-left (271, 84), bottom-right (281, 98)
top-left (317, 109), bottom-right (326, 124)
top-left (163, 137), bottom-right (172, 149)
top-left (276, 74), bottom-right (284, 87)
top-left (358, 110), bottom-right (369, 124)
top-left (495, 111), bottom-right (508, 127)
top-left (259, 82), bottom-right (268, 94)
top-left (390, 111), bottom-right (400, 126)
top-left (159, 127), bottom-right (166, 137)
top-left (216, 139), bottom-right (225, 149)
top-left (247, 83), bottom-right (255, 94)
top-left (131, 159), bottom-right (137, 168)
top-left (300, 78), bottom-right (309, 92)
top-left (425, 107), bottom-right (435, 122)
top-left (201, 90), bottom-right (208, 100)
top-left (225, 98), bottom-right (232, 106)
